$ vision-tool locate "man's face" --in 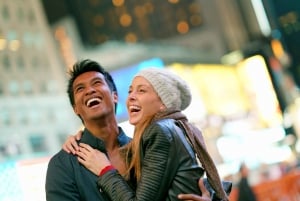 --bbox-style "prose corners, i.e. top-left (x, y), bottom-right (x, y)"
top-left (72, 71), bottom-right (117, 122)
